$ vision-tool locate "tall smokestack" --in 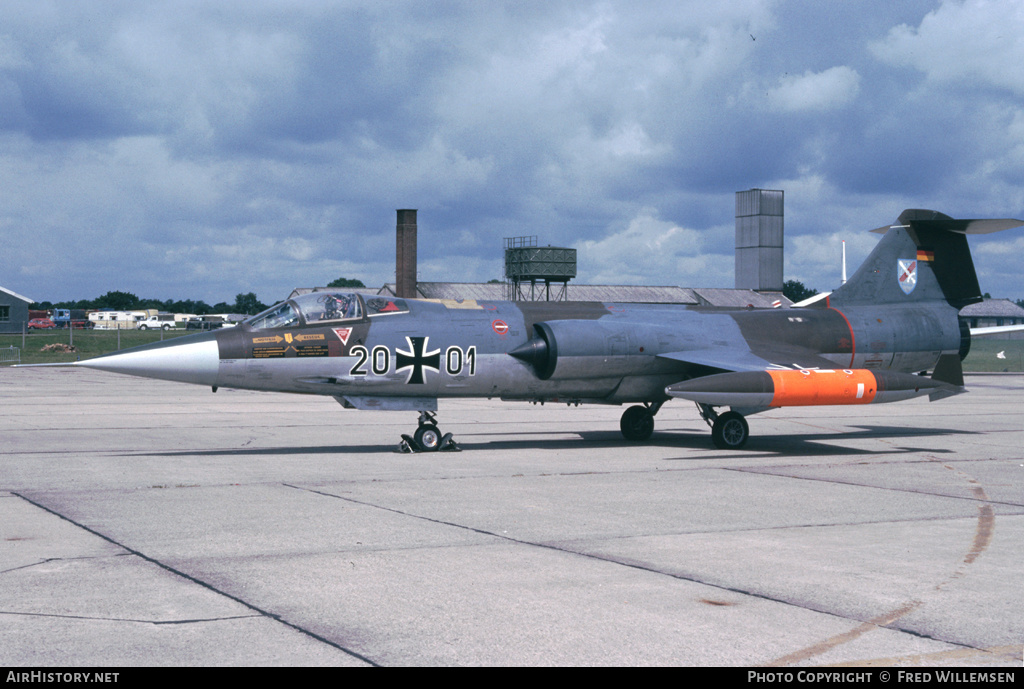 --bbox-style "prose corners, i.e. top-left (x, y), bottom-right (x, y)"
top-left (396, 209), bottom-right (417, 298)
